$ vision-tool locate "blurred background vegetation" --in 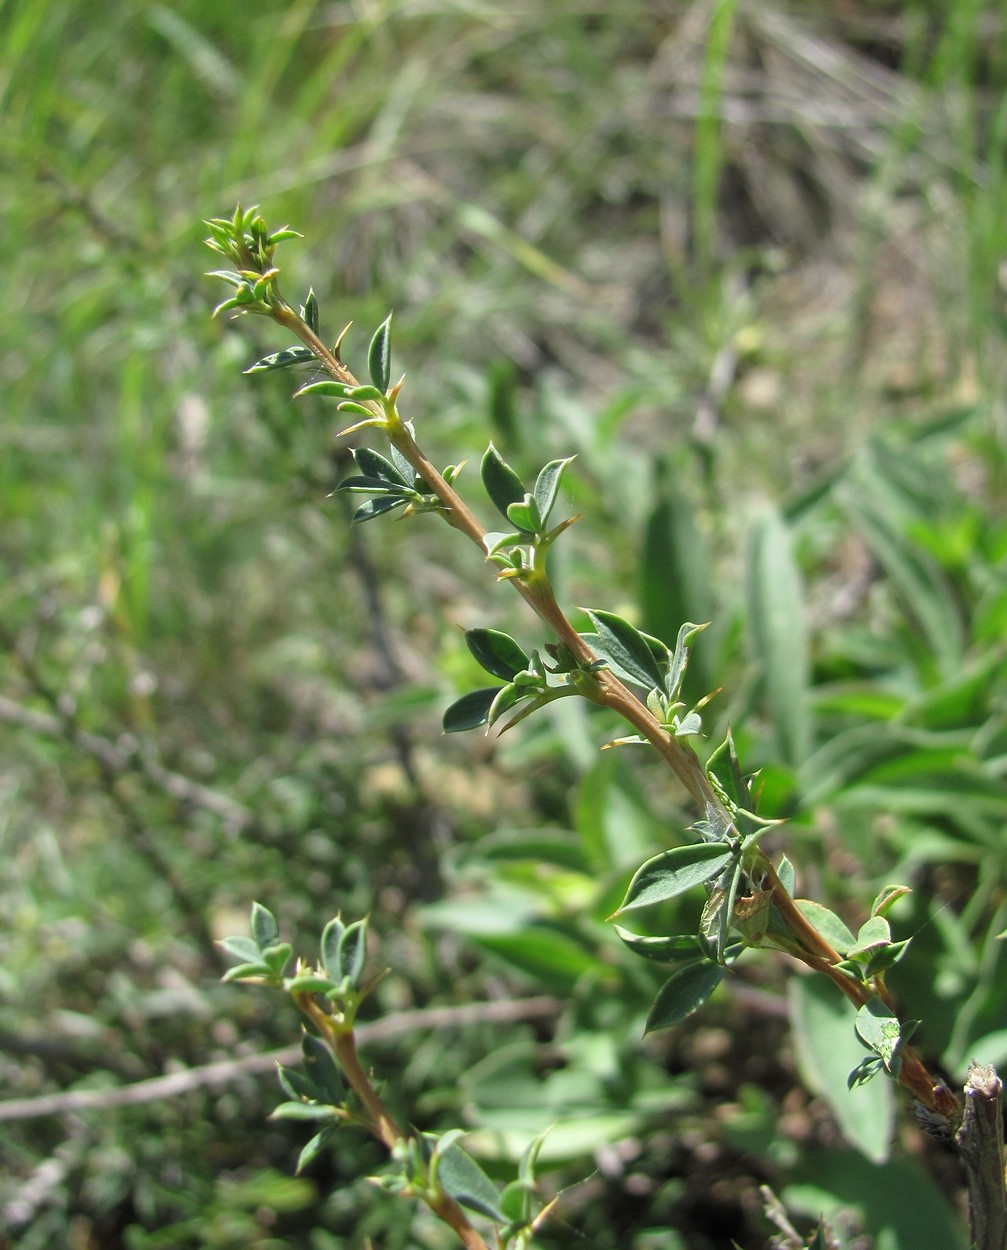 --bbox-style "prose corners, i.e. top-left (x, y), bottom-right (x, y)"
top-left (1, 1), bottom-right (1006, 1247)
